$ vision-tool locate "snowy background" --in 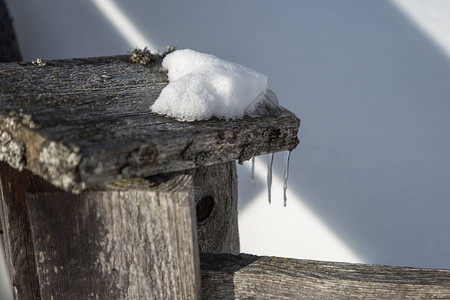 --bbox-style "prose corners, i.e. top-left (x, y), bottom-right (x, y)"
top-left (2, 0), bottom-right (450, 298)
